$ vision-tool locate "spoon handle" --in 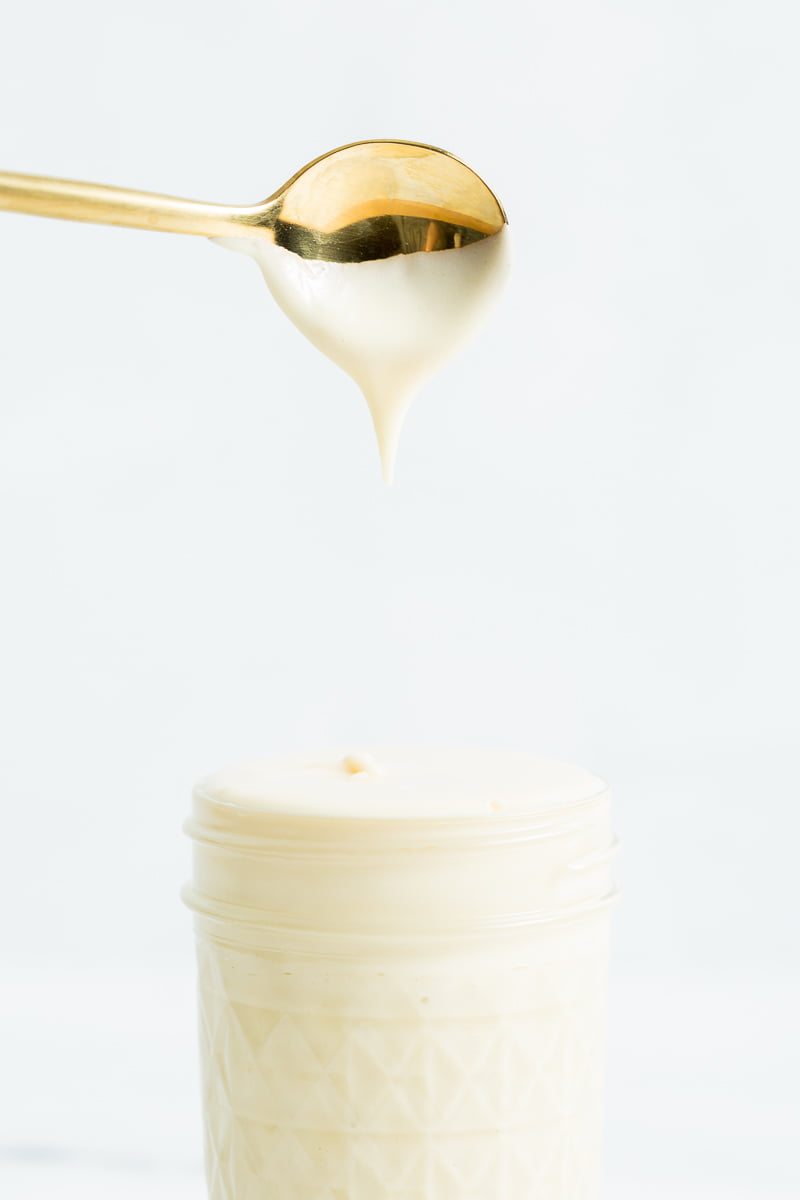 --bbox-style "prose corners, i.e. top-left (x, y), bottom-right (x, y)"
top-left (0, 170), bottom-right (265, 238)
